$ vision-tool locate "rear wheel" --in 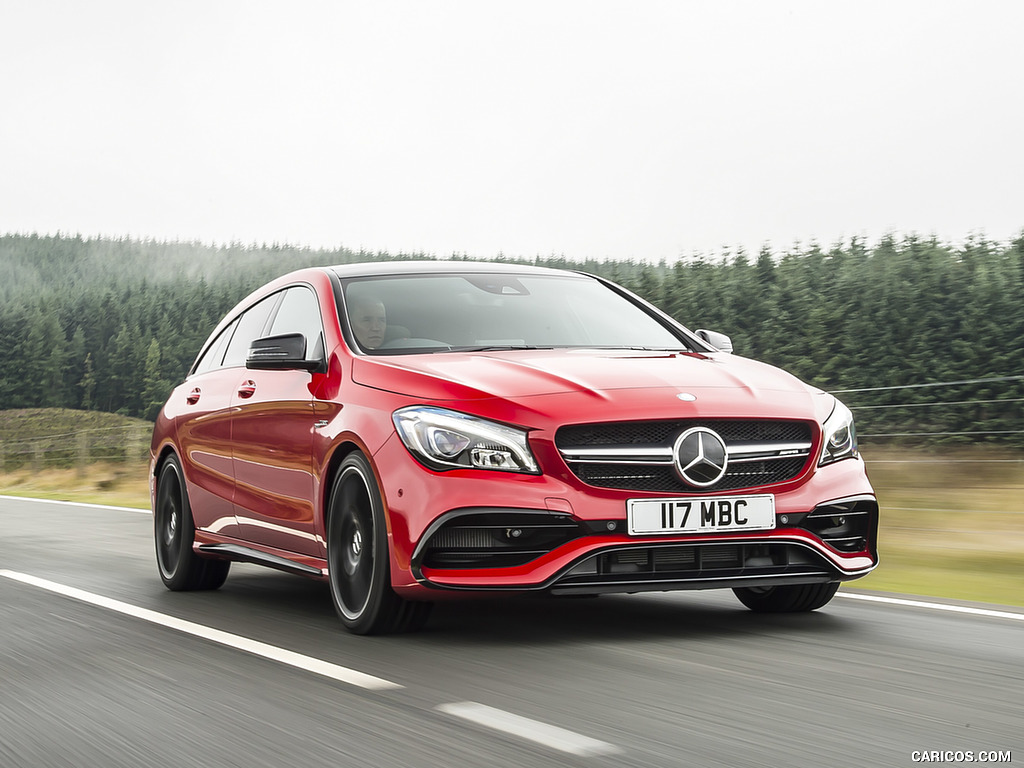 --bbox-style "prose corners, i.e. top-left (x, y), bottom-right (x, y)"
top-left (154, 454), bottom-right (230, 591)
top-left (733, 582), bottom-right (839, 612)
top-left (327, 452), bottom-right (432, 634)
